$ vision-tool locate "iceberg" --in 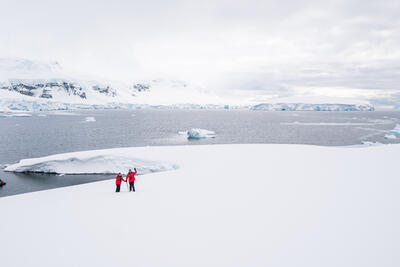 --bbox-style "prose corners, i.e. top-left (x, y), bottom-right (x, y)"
top-left (5, 147), bottom-right (179, 175)
top-left (385, 134), bottom-right (397, 139)
top-left (84, 116), bottom-right (96, 122)
top-left (389, 124), bottom-right (400, 135)
top-left (186, 128), bottom-right (216, 139)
